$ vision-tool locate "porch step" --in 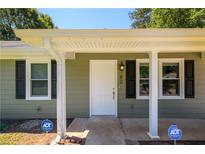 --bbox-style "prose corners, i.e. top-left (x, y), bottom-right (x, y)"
top-left (66, 118), bottom-right (89, 139)
top-left (66, 117), bottom-right (125, 145)
top-left (85, 117), bottom-right (125, 145)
